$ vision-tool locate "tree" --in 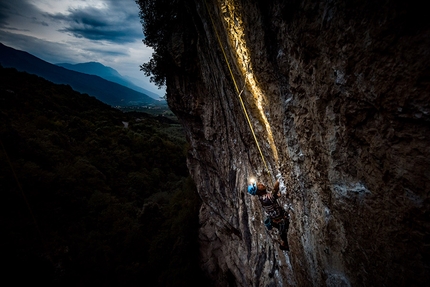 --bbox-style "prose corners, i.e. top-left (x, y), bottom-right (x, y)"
top-left (135, 0), bottom-right (187, 88)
